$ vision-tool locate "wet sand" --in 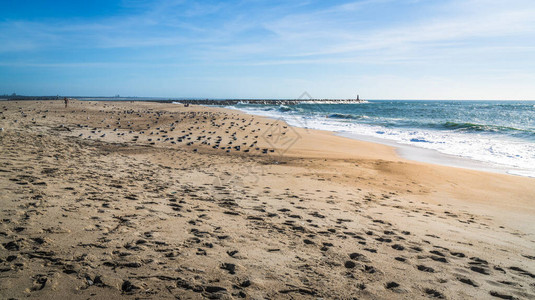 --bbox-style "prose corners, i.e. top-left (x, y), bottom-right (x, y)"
top-left (1, 100), bottom-right (534, 299)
